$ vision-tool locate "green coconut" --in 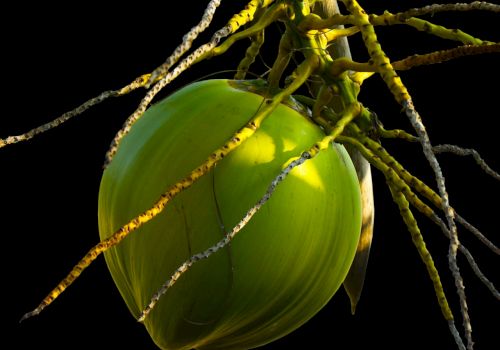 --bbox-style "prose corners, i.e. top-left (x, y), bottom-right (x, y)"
top-left (98, 79), bottom-right (362, 349)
